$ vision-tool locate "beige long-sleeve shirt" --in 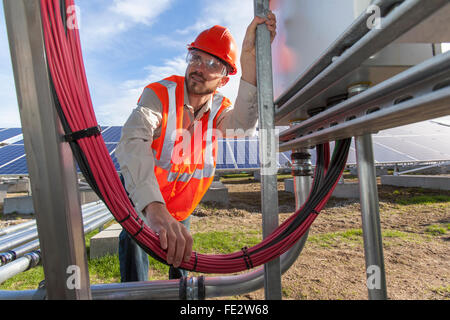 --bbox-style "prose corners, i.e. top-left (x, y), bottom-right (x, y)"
top-left (116, 78), bottom-right (258, 214)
